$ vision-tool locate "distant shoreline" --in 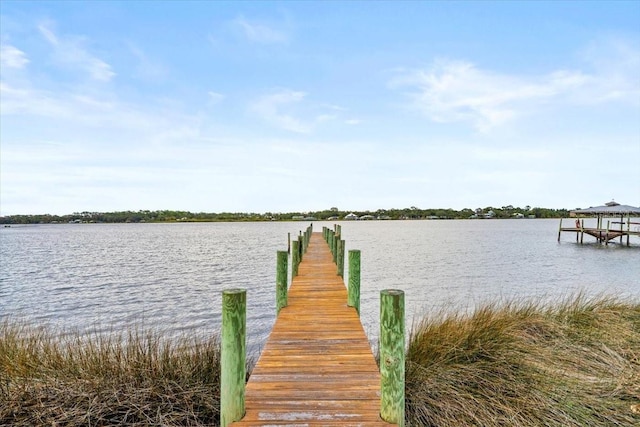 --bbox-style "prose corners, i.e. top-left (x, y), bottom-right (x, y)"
top-left (1, 206), bottom-right (569, 224)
